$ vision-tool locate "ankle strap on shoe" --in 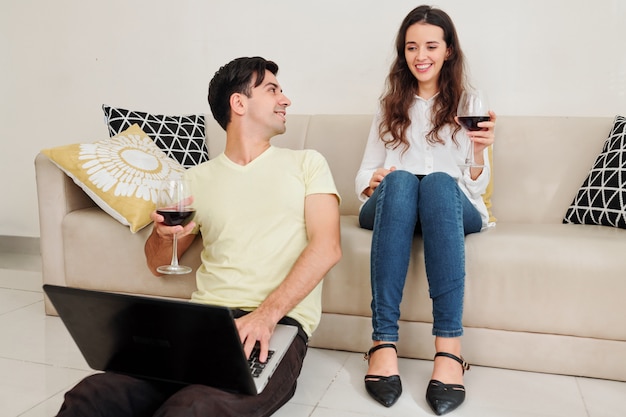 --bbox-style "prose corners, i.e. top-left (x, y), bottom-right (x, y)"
top-left (364, 343), bottom-right (397, 361)
top-left (434, 352), bottom-right (470, 372)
